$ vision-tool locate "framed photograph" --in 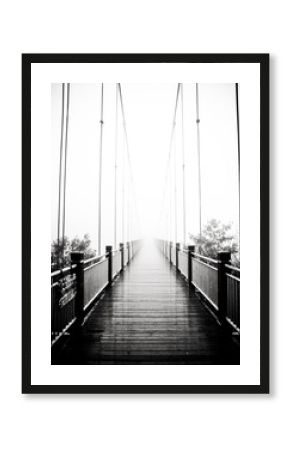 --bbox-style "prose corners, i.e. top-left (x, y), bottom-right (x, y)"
top-left (22, 53), bottom-right (269, 394)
